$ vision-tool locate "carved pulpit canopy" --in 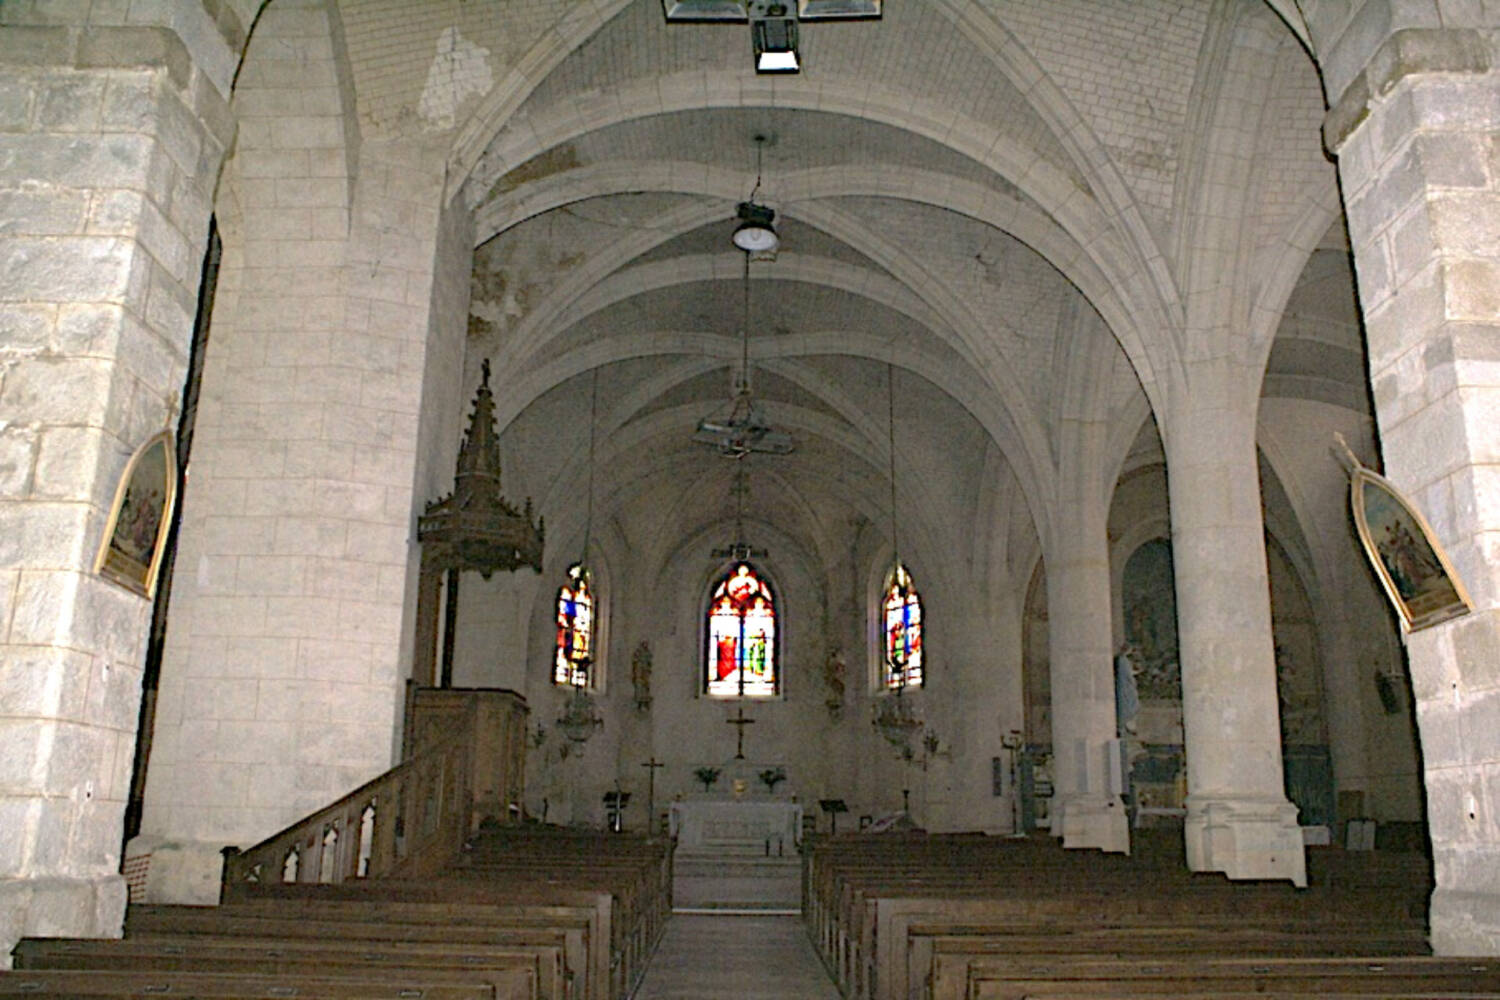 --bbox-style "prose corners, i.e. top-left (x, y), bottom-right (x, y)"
top-left (419, 360), bottom-right (545, 577)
